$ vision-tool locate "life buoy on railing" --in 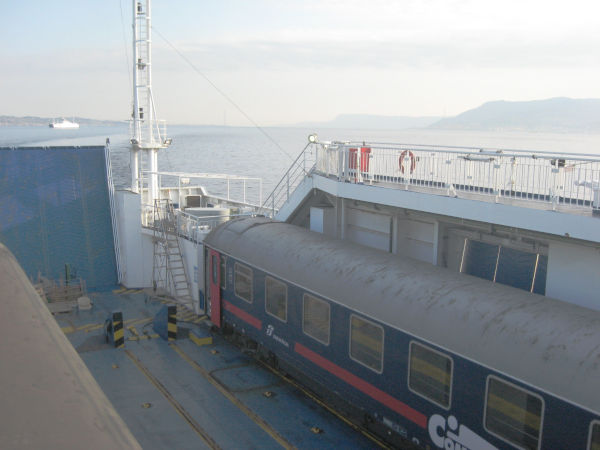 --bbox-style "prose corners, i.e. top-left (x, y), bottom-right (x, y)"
top-left (399, 150), bottom-right (416, 174)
